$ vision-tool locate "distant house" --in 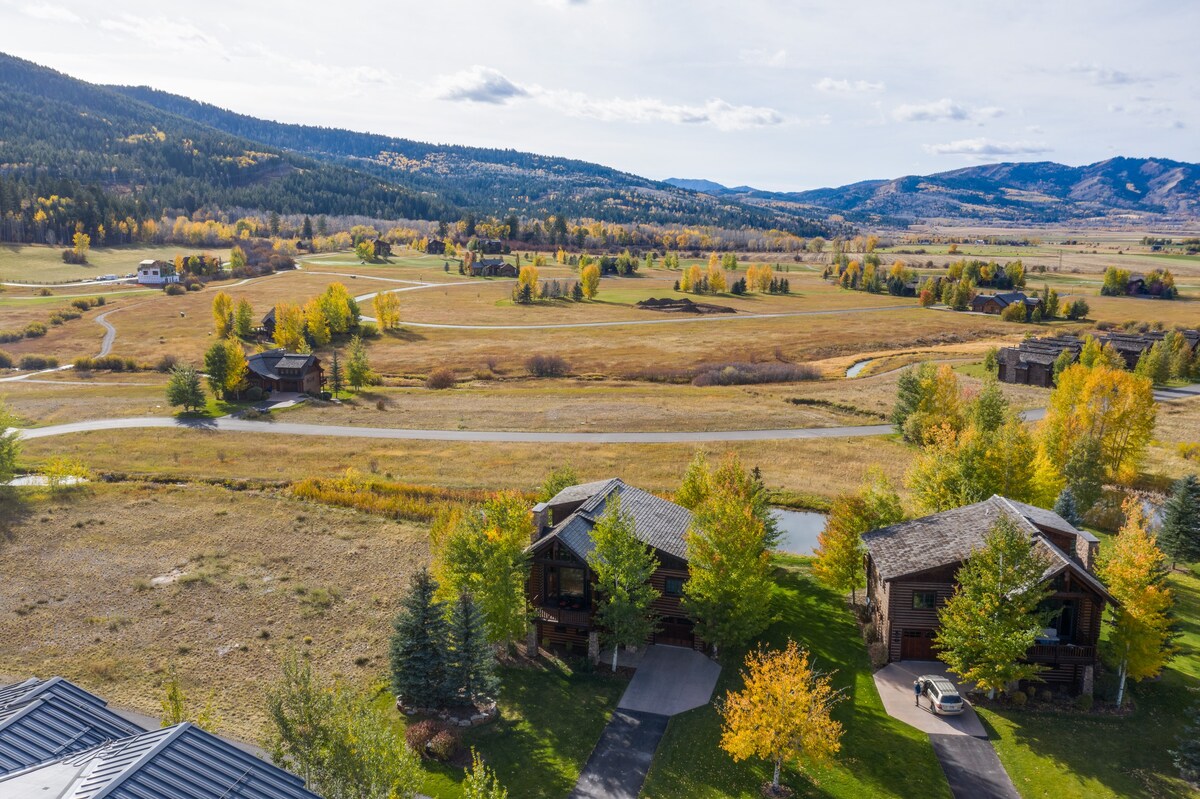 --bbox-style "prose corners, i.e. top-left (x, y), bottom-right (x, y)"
top-left (246, 349), bottom-right (324, 395)
top-left (0, 720), bottom-right (322, 798)
top-left (371, 238), bottom-right (392, 258)
top-left (970, 291), bottom-right (1042, 315)
top-left (1126, 274), bottom-right (1147, 295)
top-left (0, 677), bottom-right (145, 776)
top-left (136, 259), bottom-right (178, 285)
top-left (863, 495), bottom-right (1114, 695)
top-left (260, 308), bottom-right (276, 337)
top-left (426, 239), bottom-right (446, 255)
top-left (527, 479), bottom-right (701, 656)
top-left (480, 238), bottom-right (504, 254)
top-left (997, 334), bottom-right (1083, 387)
top-left (470, 258), bottom-right (518, 277)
